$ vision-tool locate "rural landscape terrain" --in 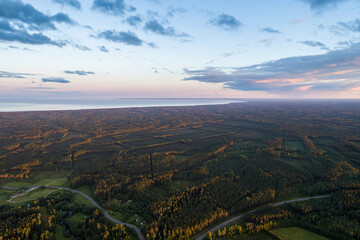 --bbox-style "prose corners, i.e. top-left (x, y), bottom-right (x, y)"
top-left (1, 100), bottom-right (360, 240)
